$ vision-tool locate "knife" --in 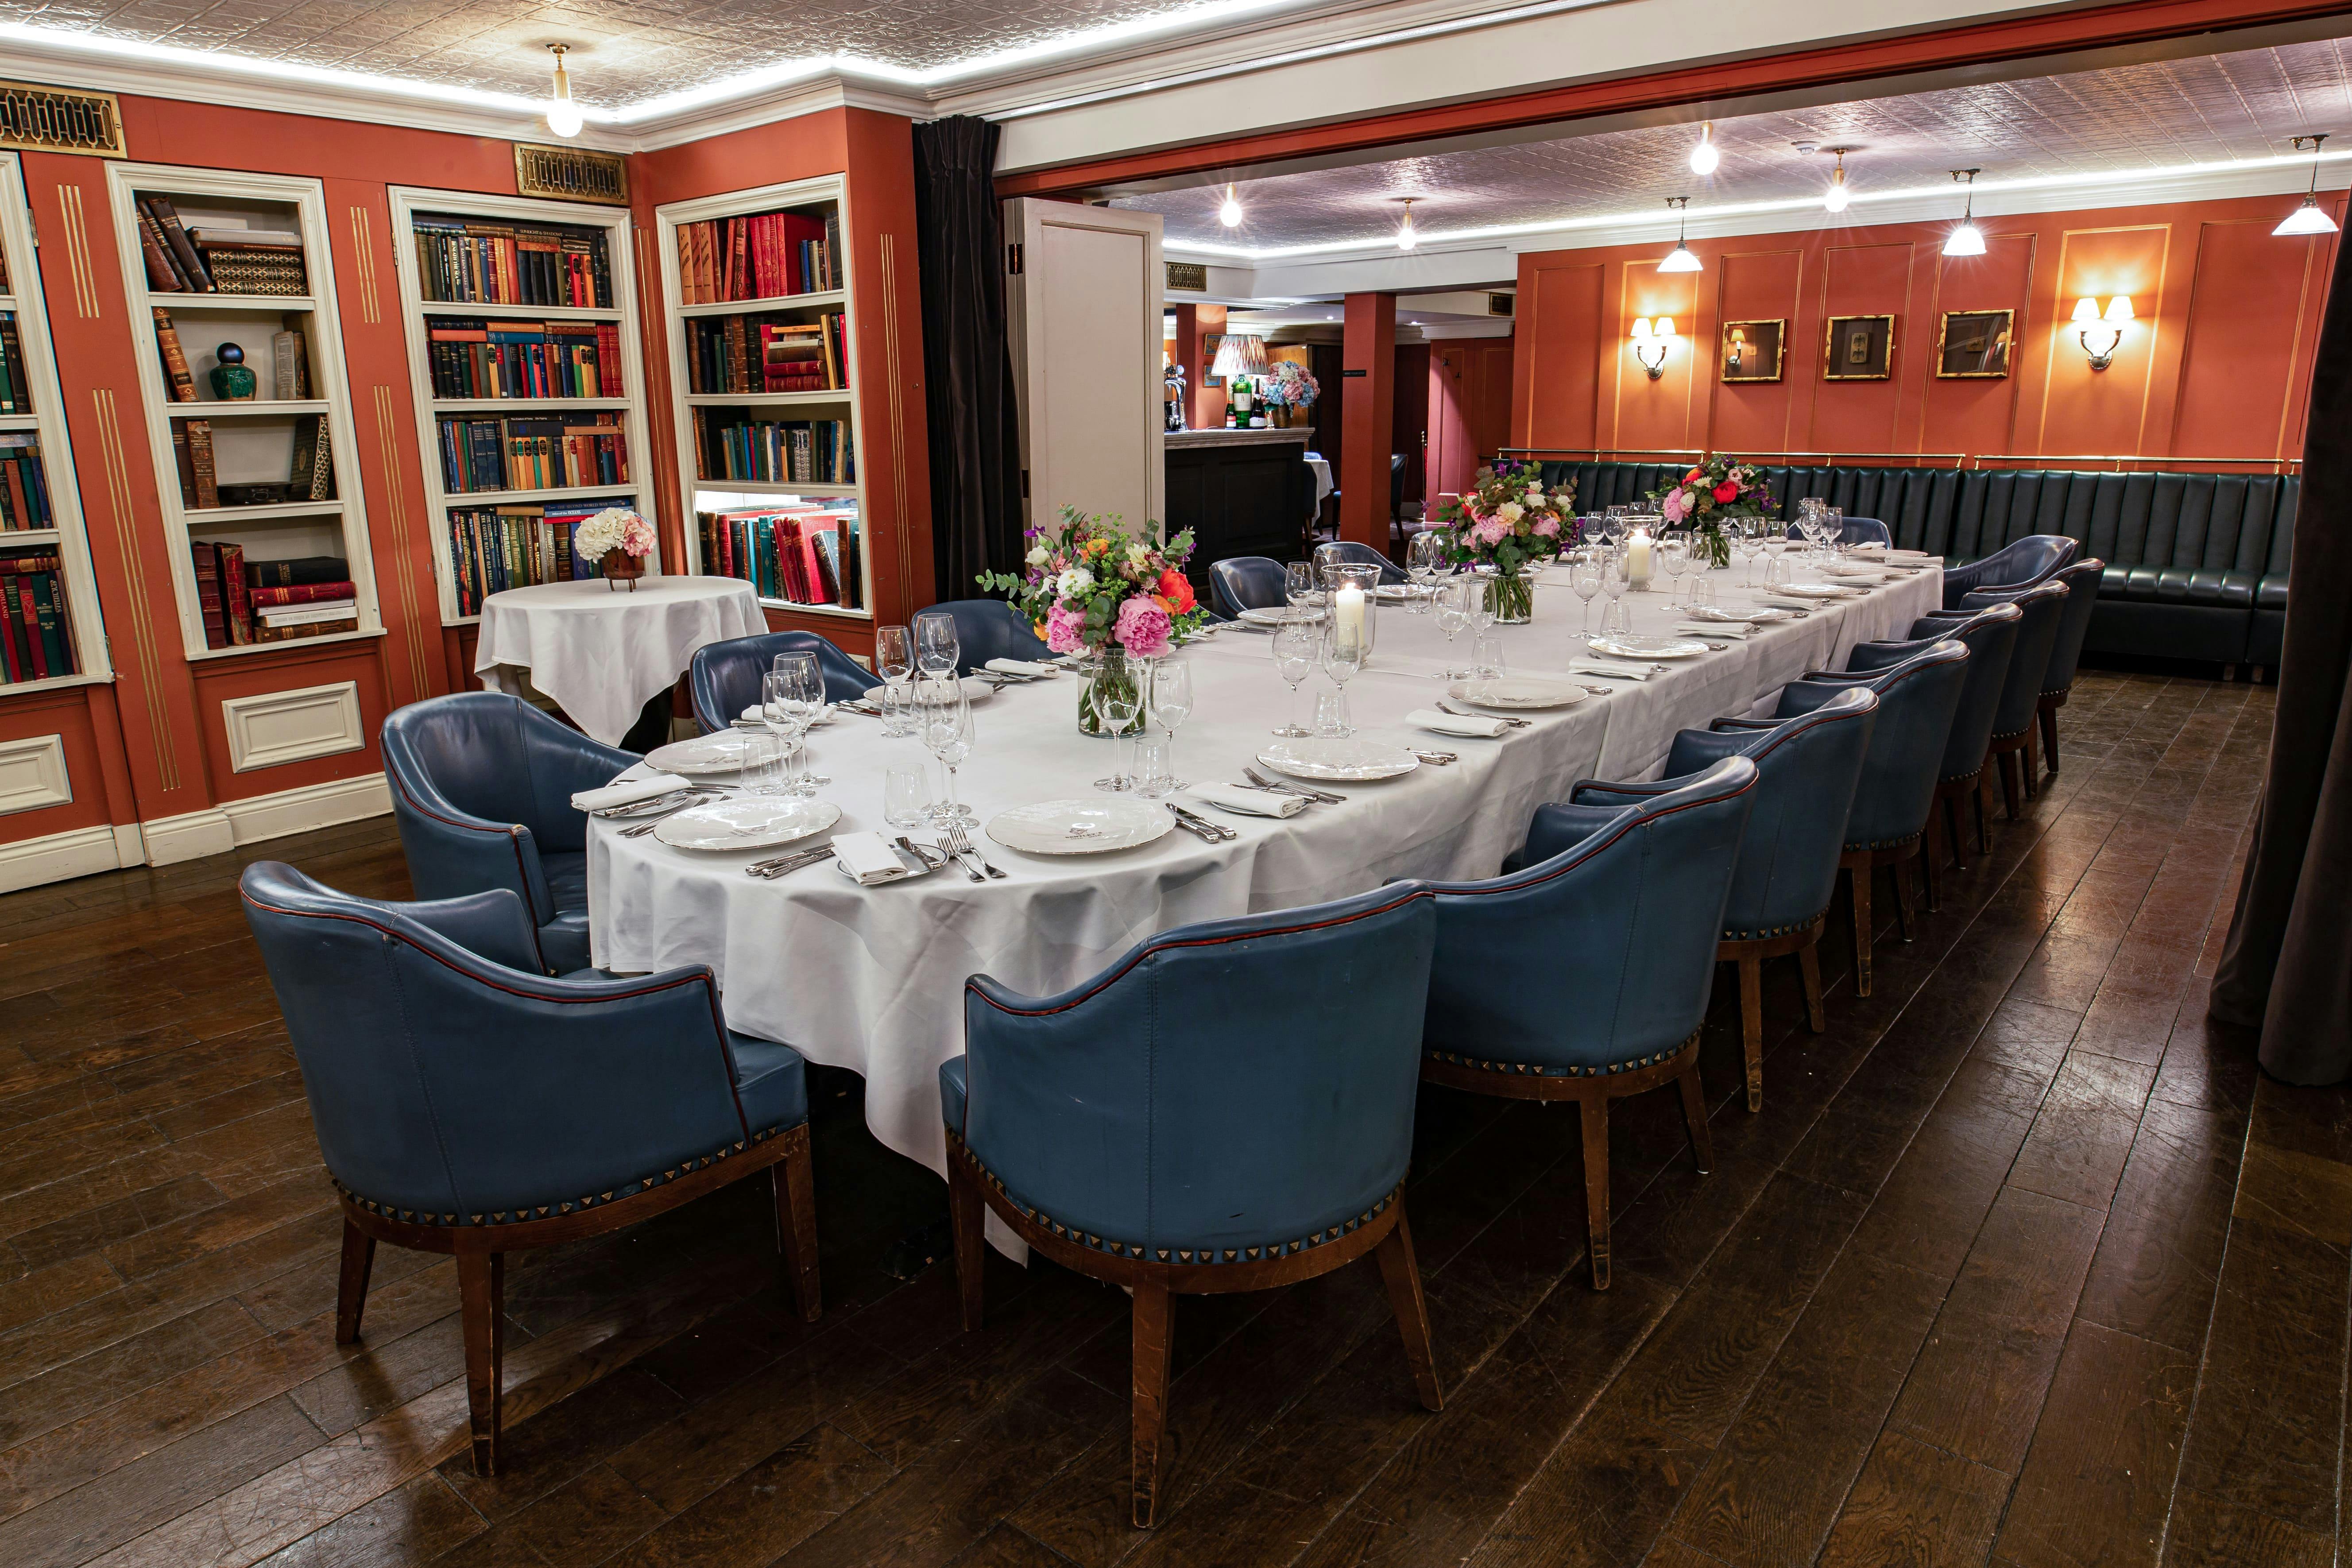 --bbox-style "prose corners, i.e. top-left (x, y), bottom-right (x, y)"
top-left (1167, 802), bottom-right (1237, 841)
